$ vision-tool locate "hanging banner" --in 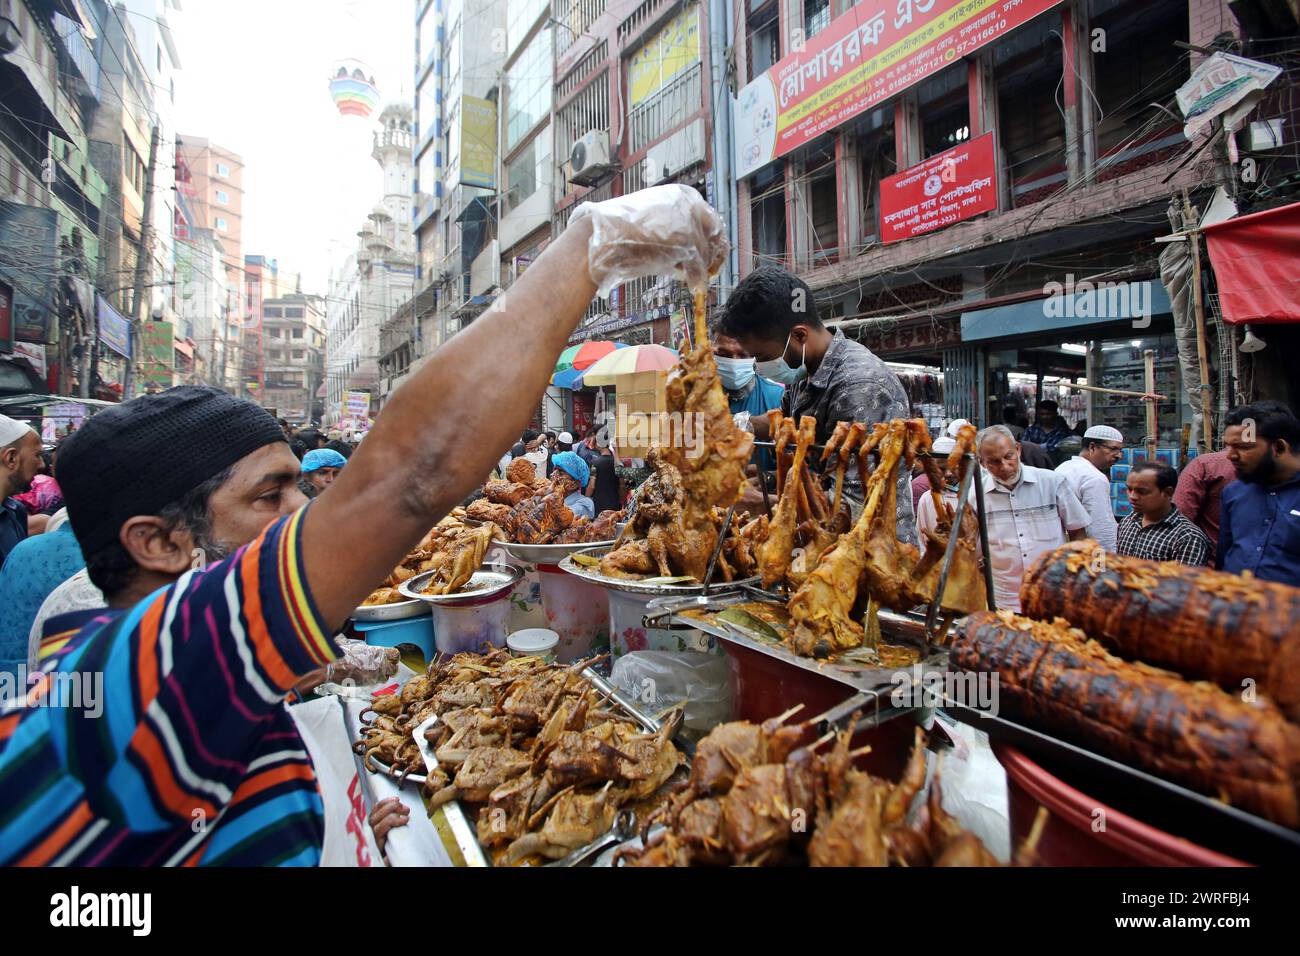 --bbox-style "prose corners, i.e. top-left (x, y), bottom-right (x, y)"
top-left (97, 295), bottom-right (132, 358)
top-left (345, 390), bottom-right (372, 426)
top-left (0, 201), bottom-right (59, 343)
top-left (880, 131), bottom-right (998, 242)
top-left (460, 95), bottom-right (498, 190)
top-left (139, 320), bottom-right (176, 391)
top-left (734, 0), bottom-right (1060, 178)
top-left (629, 5), bottom-right (701, 106)
top-left (1203, 200), bottom-right (1300, 325)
